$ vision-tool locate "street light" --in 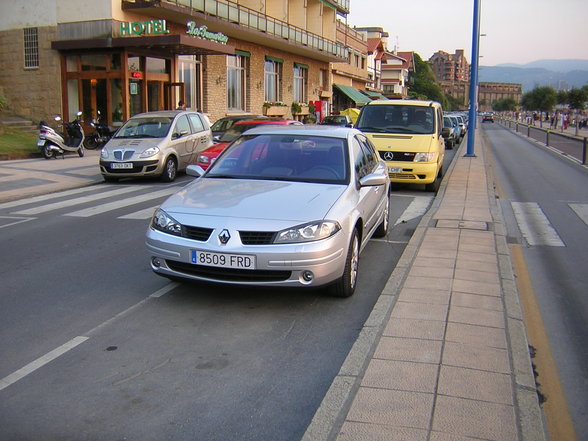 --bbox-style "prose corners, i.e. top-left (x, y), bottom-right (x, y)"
top-left (465, 0), bottom-right (481, 157)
